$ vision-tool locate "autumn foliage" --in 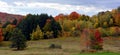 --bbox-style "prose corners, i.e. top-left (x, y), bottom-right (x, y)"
top-left (90, 30), bottom-right (103, 50)
top-left (69, 11), bottom-right (80, 20)
top-left (114, 13), bottom-right (120, 26)
top-left (0, 28), bottom-right (3, 42)
top-left (55, 14), bottom-right (66, 21)
top-left (55, 11), bottom-right (80, 21)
